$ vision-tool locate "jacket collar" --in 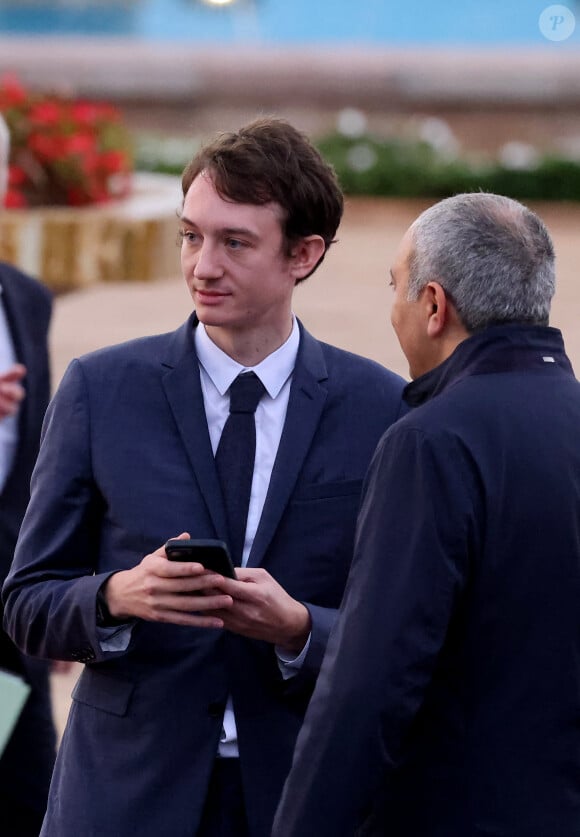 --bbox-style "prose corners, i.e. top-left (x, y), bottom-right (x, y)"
top-left (404, 323), bottom-right (573, 408)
